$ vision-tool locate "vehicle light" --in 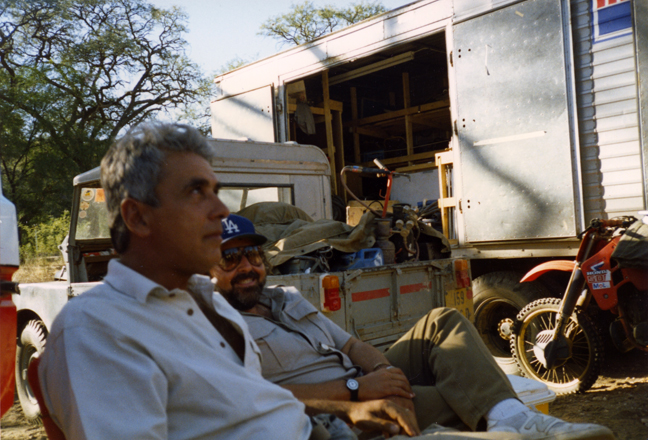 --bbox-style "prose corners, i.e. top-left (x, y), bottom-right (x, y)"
top-left (1, 266), bottom-right (18, 294)
top-left (0, 266), bottom-right (17, 282)
top-left (320, 275), bottom-right (341, 312)
top-left (454, 259), bottom-right (471, 288)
